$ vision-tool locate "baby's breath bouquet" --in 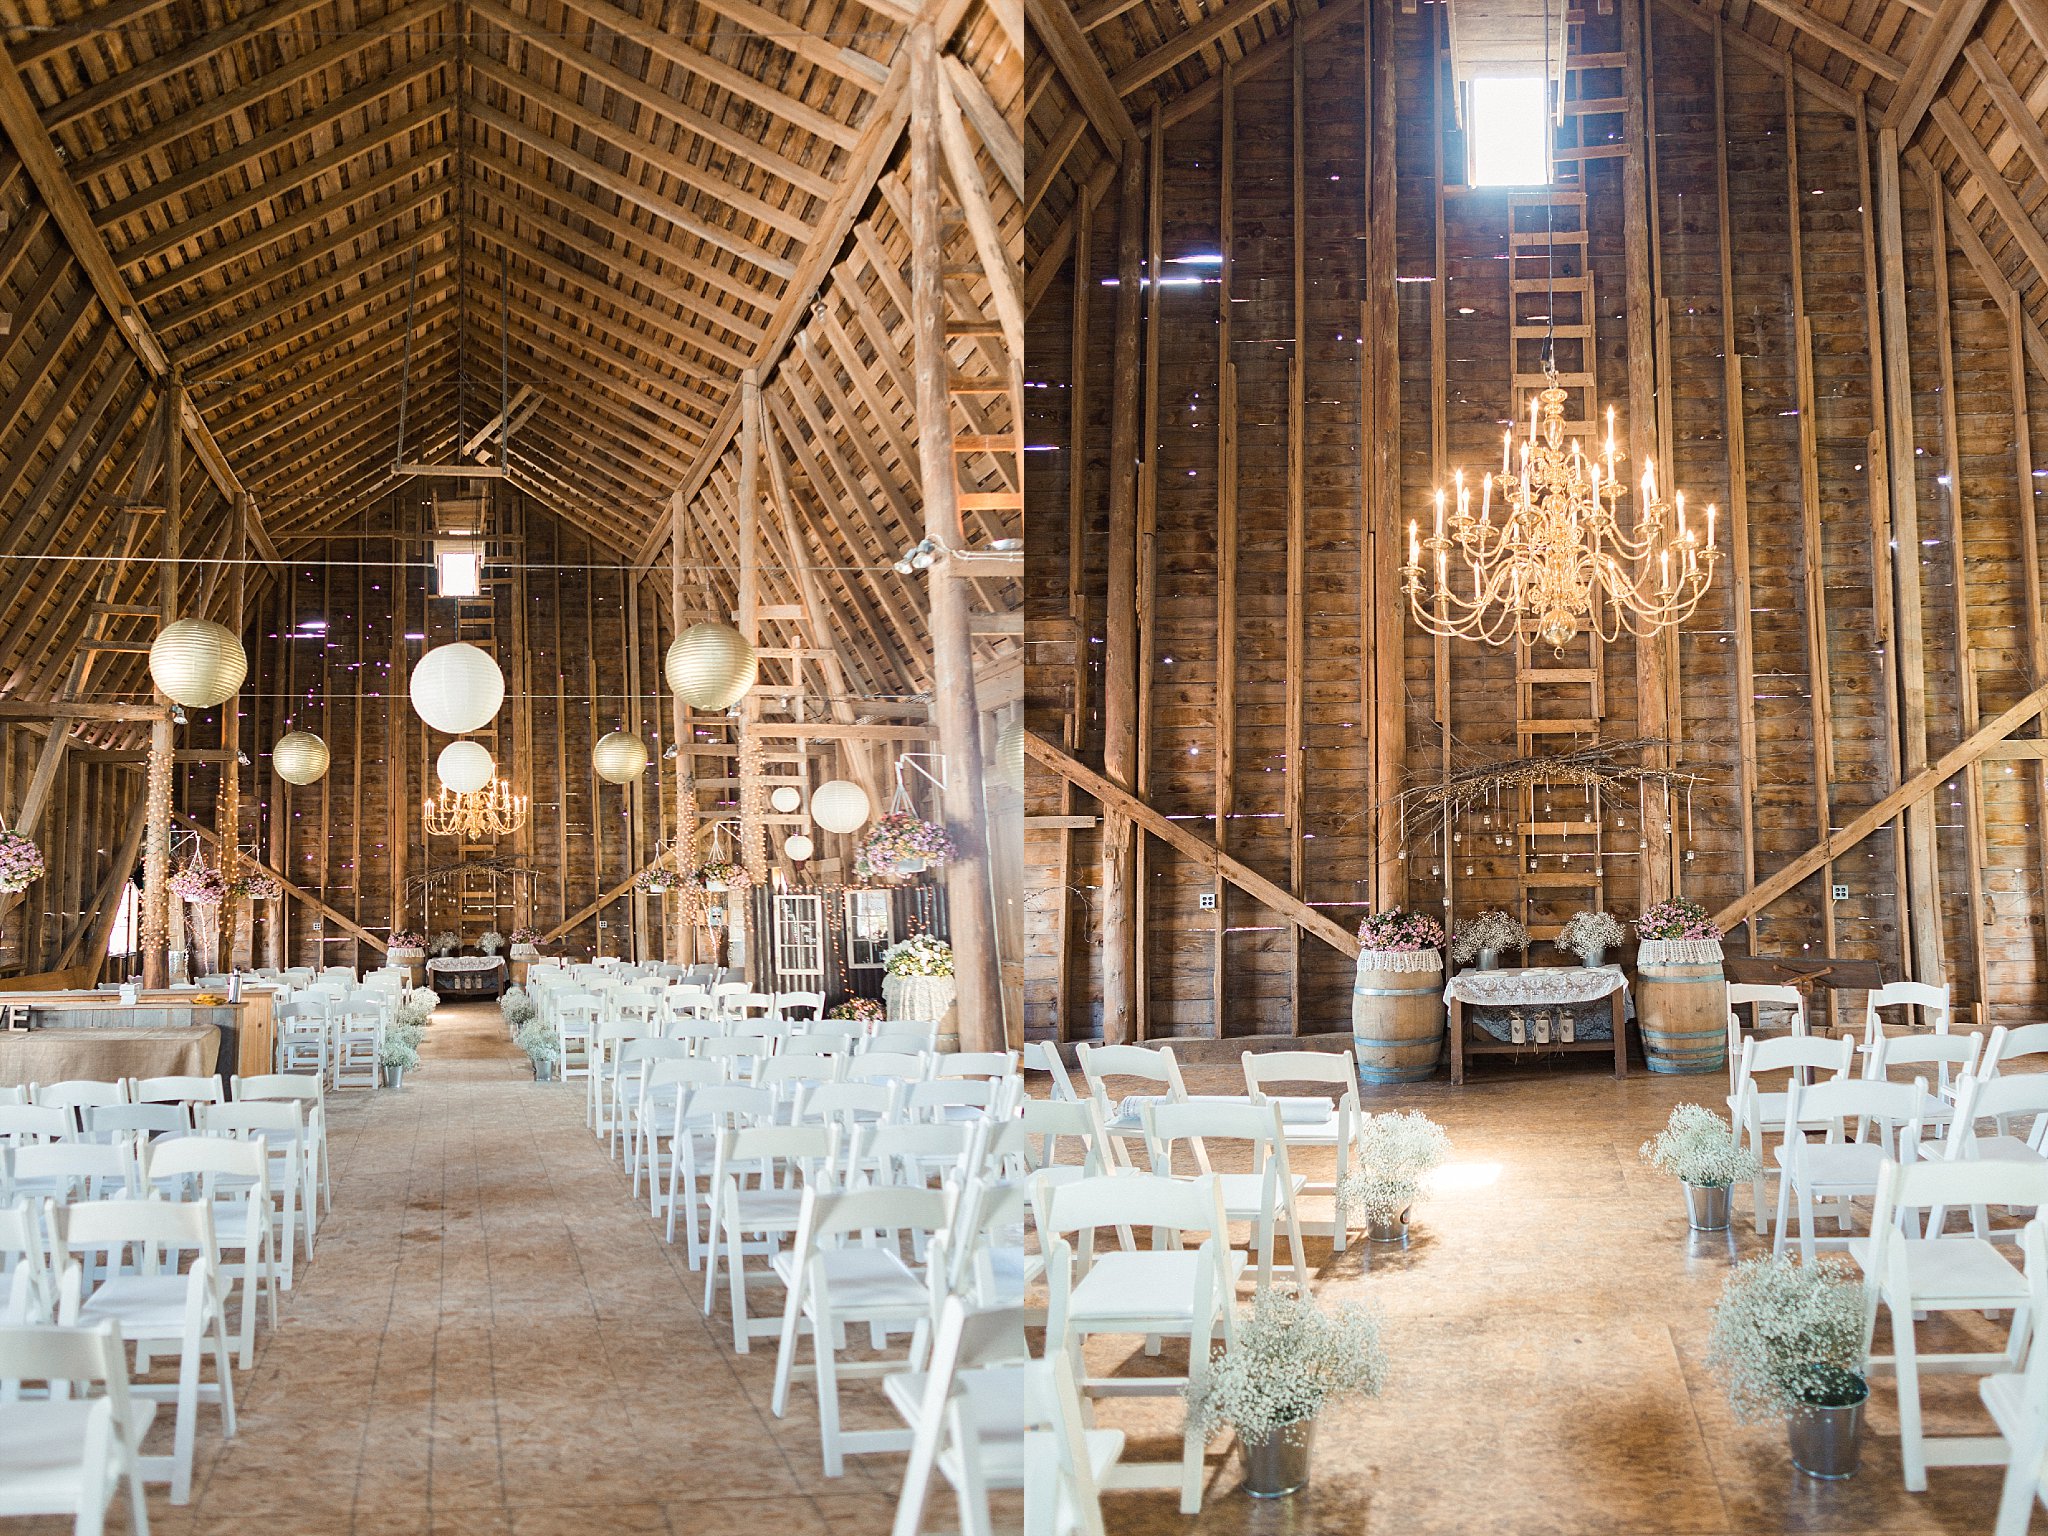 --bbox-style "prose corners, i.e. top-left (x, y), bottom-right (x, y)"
top-left (430, 930), bottom-right (459, 957)
top-left (1185, 1289), bottom-right (1389, 1446)
top-left (1337, 1110), bottom-right (1453, 1228)
top-left (479, 930), bottom-right (506, 956)
top-left (1556, 909), bottom-right (1626, 964)
top-left (1450, 909), bottom-right (1528, 964)
top-left (1640, 1103), bottom-right (1761, 1189)
top-left (1706, 1256), bottom-right (1869, 1421)
top-left (501, 986), bottom-right (539, 1029)
top-left (394, 991), bottom-right (437, 1033)
top-left (515, 1018), bottom-right (561, 1063)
